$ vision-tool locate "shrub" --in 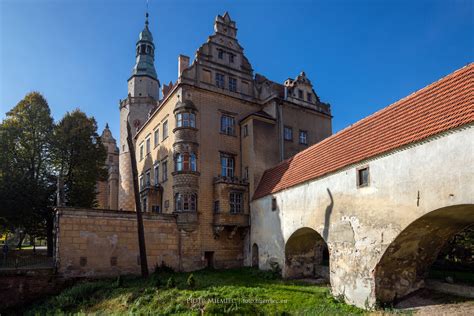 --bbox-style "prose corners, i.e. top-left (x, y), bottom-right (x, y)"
top-left (167, 276), bottom-right (176, 288)
top-left (269, 261), bottom-right (281, 279)
top-left (187, 273), bottom-right (196, 289)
